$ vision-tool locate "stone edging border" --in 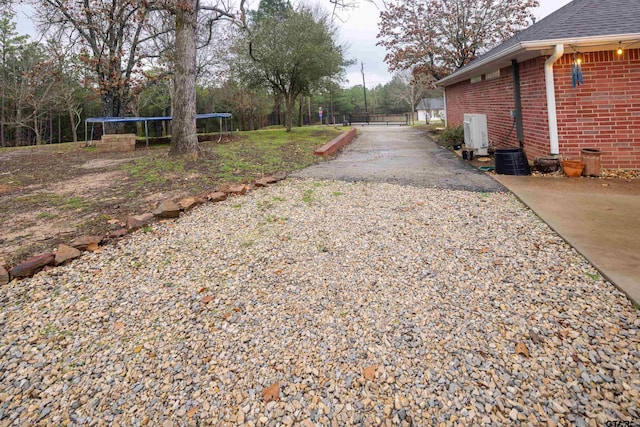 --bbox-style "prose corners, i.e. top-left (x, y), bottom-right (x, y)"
top-left (0, 172), bottom-right (288, 284)
top-left (314, 127), bottom-right (357, 157)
